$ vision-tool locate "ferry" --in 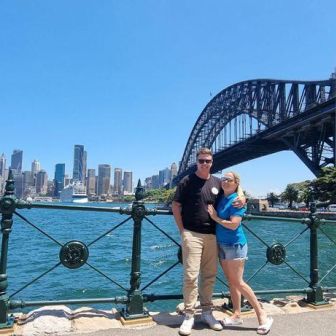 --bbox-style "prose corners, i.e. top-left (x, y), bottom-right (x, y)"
top-left (60, 182), bottom-right (88, 203)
